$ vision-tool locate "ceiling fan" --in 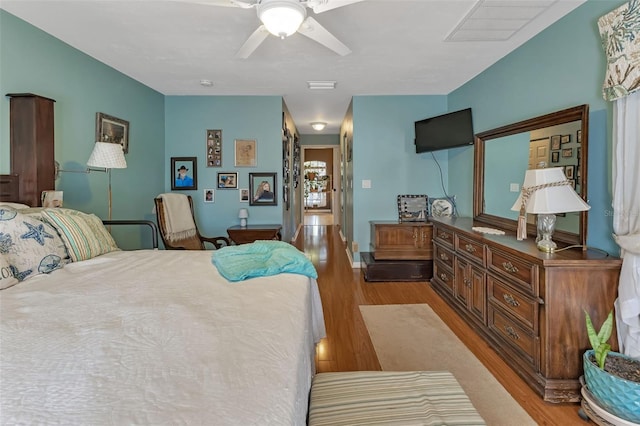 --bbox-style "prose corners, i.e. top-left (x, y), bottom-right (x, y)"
top-left (195, 0), bottom-right (367, 58)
